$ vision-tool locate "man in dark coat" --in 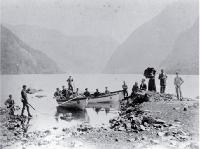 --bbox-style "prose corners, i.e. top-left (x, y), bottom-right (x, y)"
top-left (94, 89), bottom-right (101, 97)
top-left (122, 81), bottom-right (128, 97)
top-left (84, 88), bottom-right (91, 97)
top-left (21, 85), bottom-right (32, 117)
top-left (158, 69), bottom-right (167, 93)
